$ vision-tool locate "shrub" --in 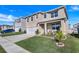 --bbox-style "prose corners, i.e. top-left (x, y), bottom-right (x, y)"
top-left (47, 31), bottom-right (53, 36)
top-left (55, 31), bottom-right (64, 42)
top-left (24, 30), bottom-right (26, 33)
top-left (35, 29), bottom-right (39, 34)
top-left (19, 28), bottom-right (21, 32)
top-left (71, 32), bottom-right (79, 38)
